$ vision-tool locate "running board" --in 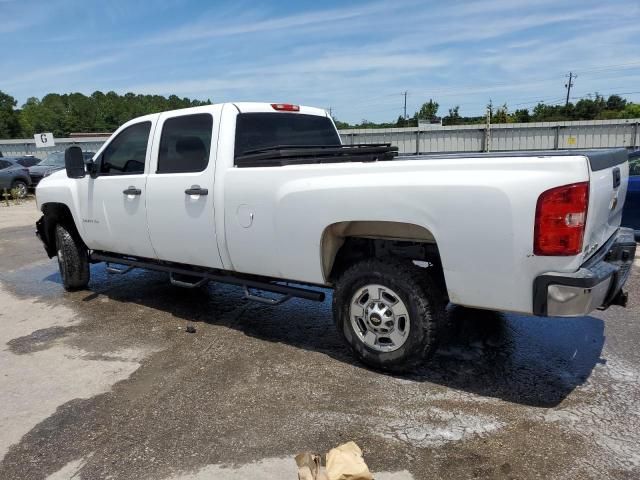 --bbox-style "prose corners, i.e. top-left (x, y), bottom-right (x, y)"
top-left (90, 252), bottom-right (325, 303)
